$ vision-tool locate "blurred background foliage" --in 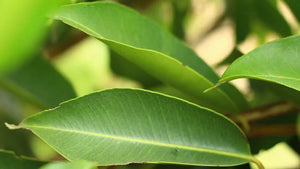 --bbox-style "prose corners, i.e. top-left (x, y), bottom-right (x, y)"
top-left (0, 0), bottom-right (299, 168)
